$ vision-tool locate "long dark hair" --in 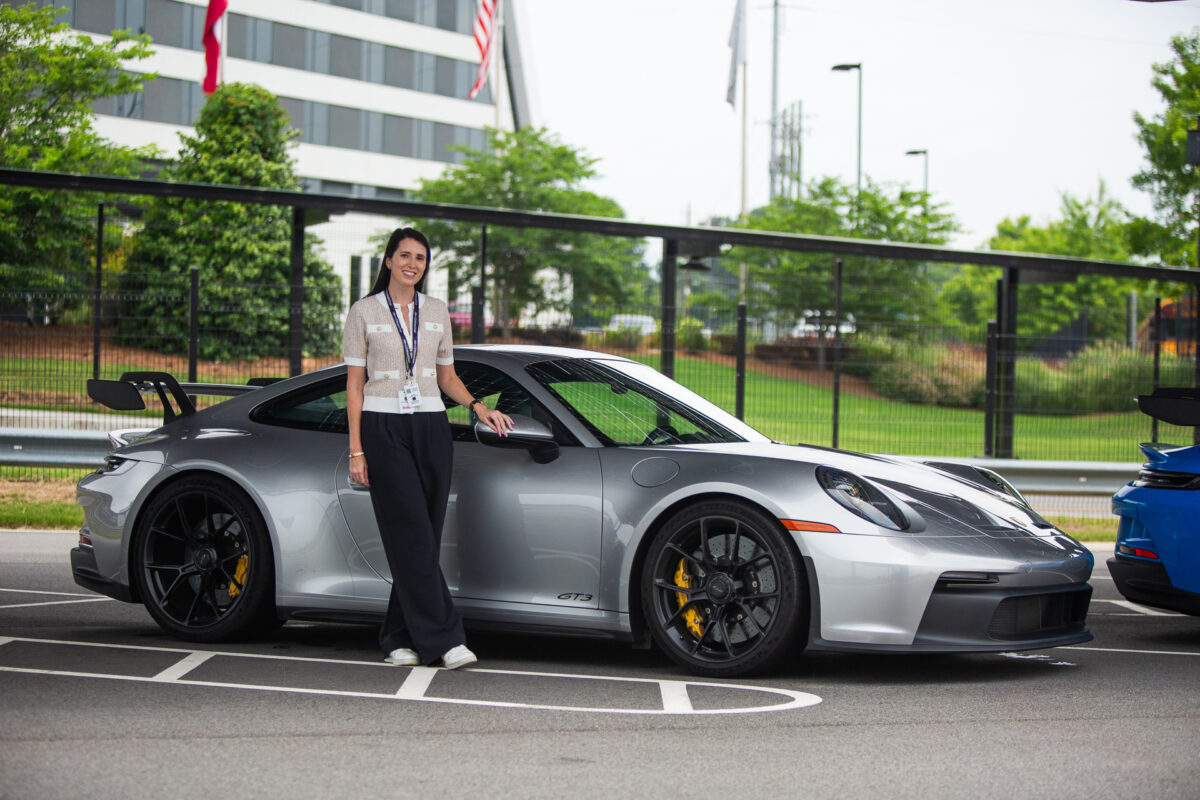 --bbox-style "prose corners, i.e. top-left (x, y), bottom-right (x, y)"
top-left (368, 227), bottom-right (432, 296)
